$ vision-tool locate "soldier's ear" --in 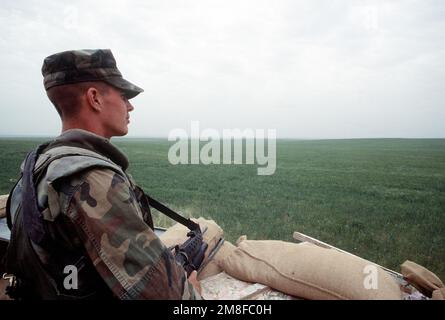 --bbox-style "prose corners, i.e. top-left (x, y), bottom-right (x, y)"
top-left (86, 87), bottom-right (102, 112)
